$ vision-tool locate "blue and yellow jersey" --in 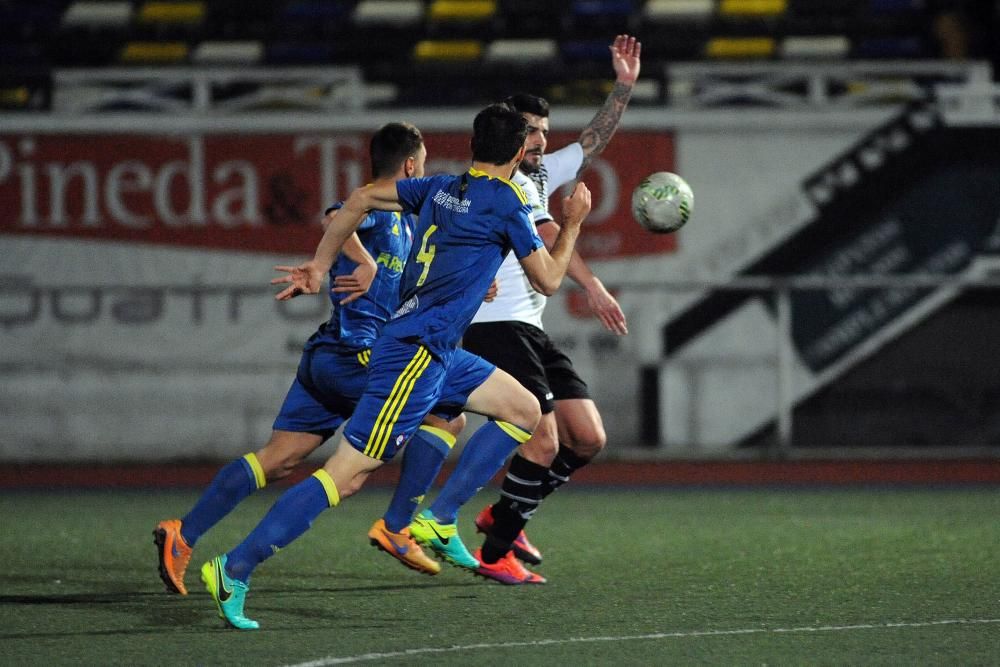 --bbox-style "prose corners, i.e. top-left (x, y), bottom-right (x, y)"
top-left (306, 205), bottom-right (414, 353)
top-left (384, 168), bottom-right (543, 357)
